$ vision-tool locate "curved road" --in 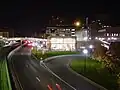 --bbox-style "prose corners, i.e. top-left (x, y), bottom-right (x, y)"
top-left (8, 47), bottom-right (77, 90)
top-left (44, 55), bottom-right (103, 90)
top-left (8, 47), bottom-right (103, 90)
